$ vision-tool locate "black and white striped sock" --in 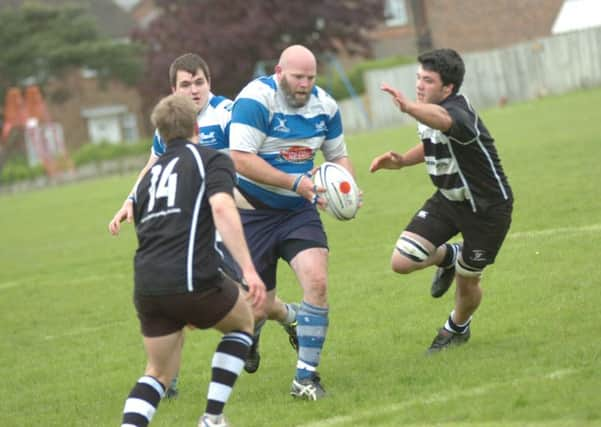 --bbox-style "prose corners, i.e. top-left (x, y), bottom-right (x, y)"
top-left (205, 331), bottom-right (253, 416)
top-left (121, 375), bottom-right (165, 427)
